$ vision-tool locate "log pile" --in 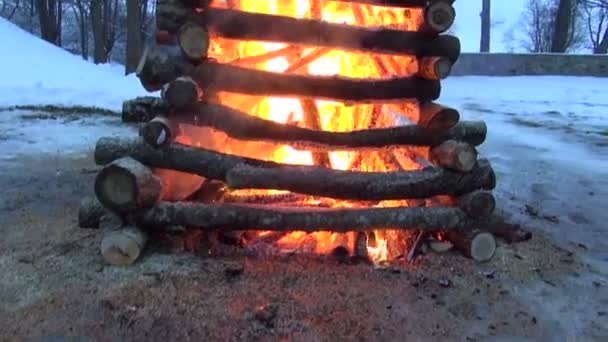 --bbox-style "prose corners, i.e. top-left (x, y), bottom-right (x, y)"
top-left (80, 0), bottom-right (517, 267)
